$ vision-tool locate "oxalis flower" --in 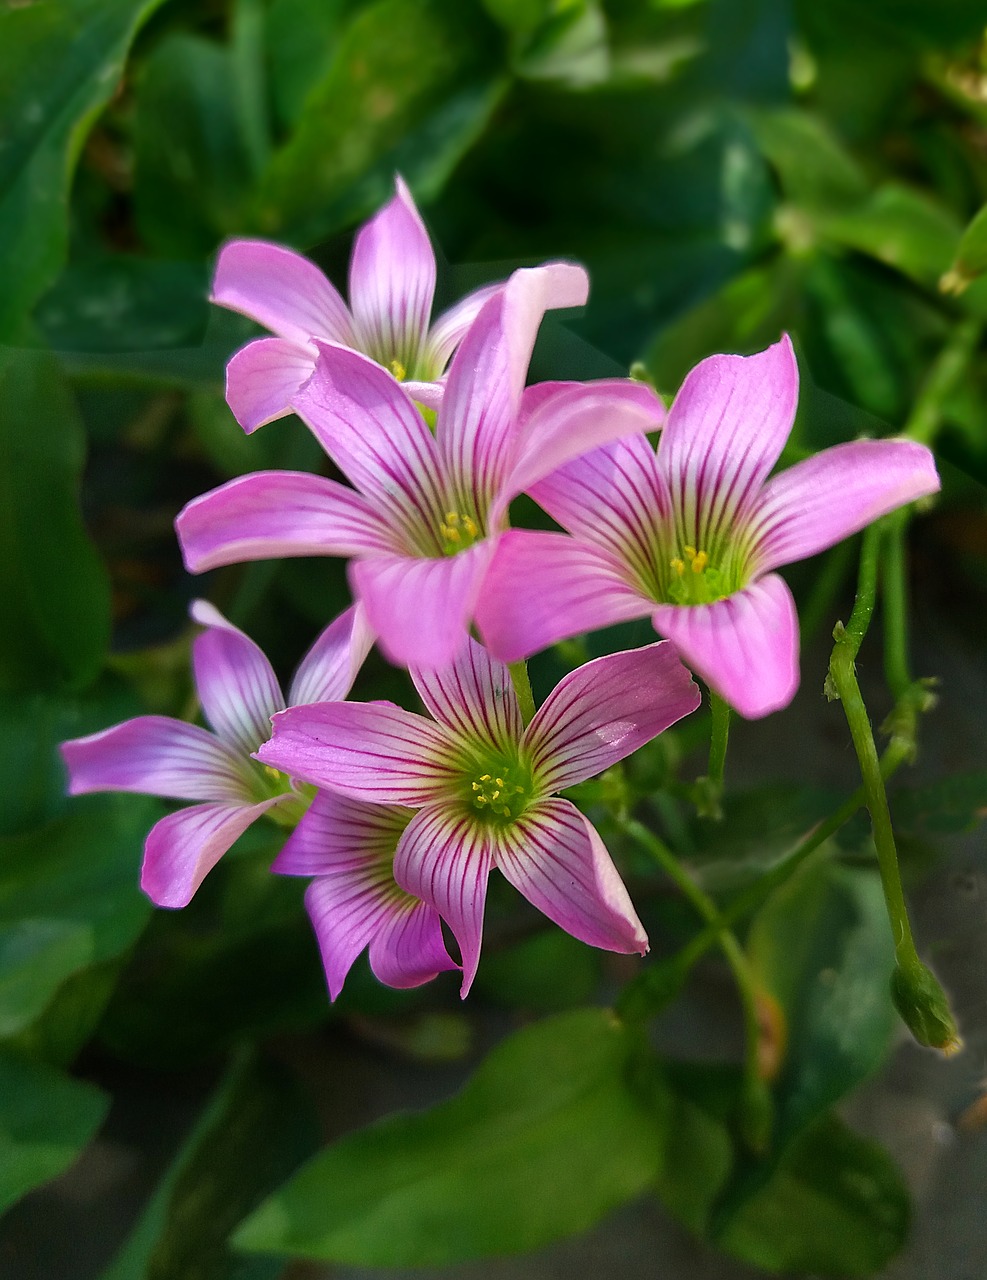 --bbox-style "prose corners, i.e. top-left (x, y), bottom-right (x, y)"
top-left (476, 336), bottom-right (941, 718)
top-left (273, 792), bottom-right (458, 1000)
top-left (256, 637), bottom-right (701, 995)
top-left (215, 176), bottom-right (533, 429)
top-left (60, 601), bottom-right (372, 907)
top-left (177, 269), bottom-right (665, 669)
